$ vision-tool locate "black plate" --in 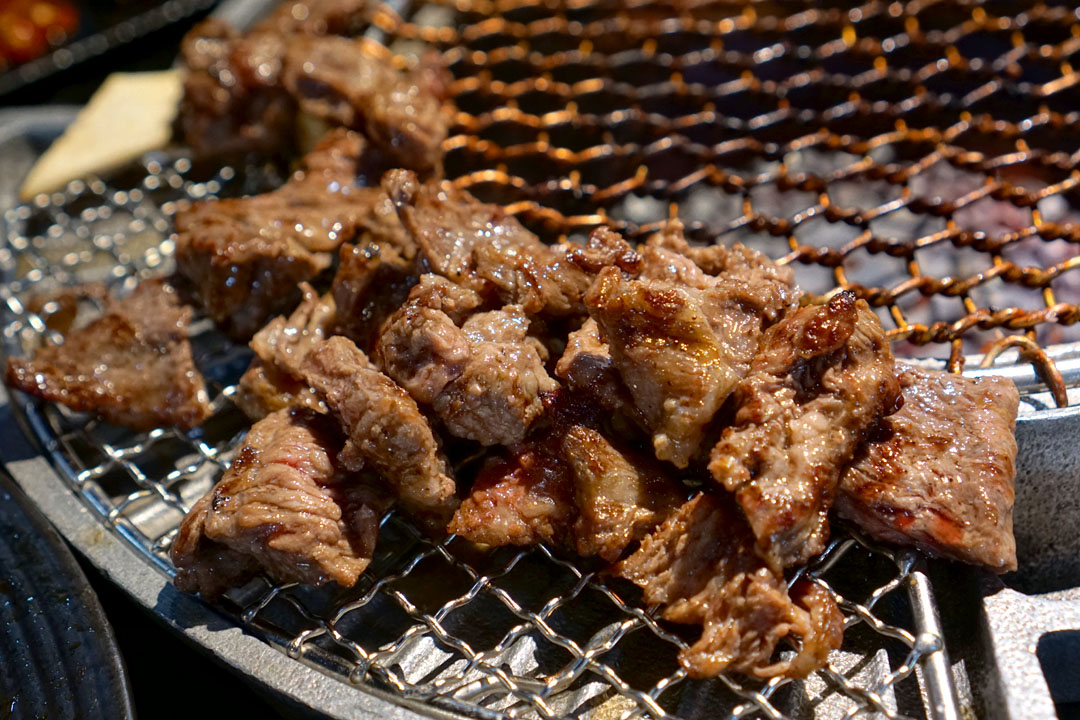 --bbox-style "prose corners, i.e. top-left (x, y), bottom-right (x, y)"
top-left (0, 468), bottom-right (134, 719)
